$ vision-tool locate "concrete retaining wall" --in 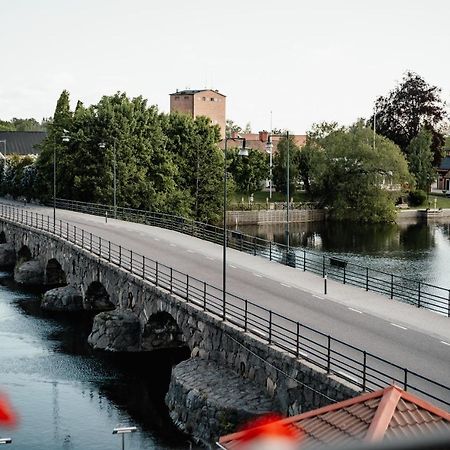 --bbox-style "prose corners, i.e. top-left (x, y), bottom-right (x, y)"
top-left (226, 208), bottom-right (326, 226)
